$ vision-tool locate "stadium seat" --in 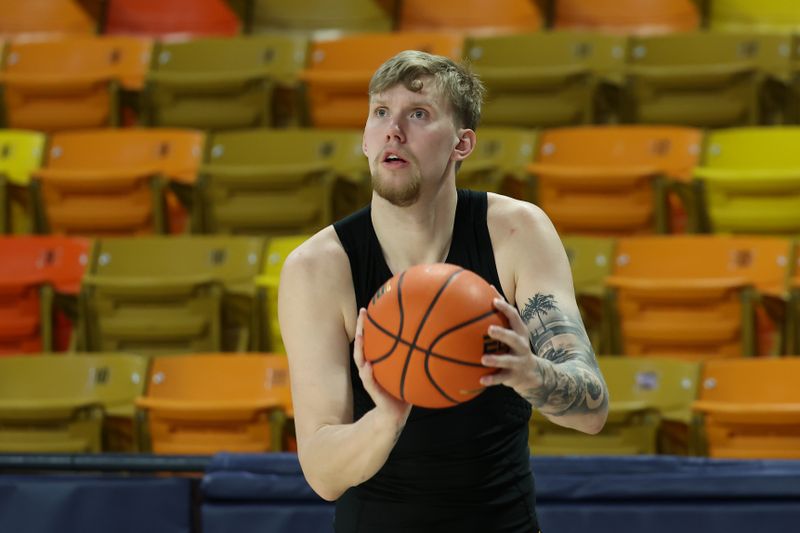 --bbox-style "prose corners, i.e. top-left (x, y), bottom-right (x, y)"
top-left (457, 128), bottom-right (537, 200)
top-left (691, 127), bottom-right (800, 234)
top-left (465, 31), bottom-right (627, 127)
top-left (196, 128), bottom-right (368, 235)
top-left (0, 36), bottom-right (152, 131)
top-left (104, 0), bottom-right (240, 38)
top-left (788, 241), bottom-right (800, 354)
top-left (0, 236), bottom-right (90, 355)
top-left (300, 32), bottom-right (463, 128)
top-left (31, 128), bottom-right (204, 236)
top-left (0, 353), bottom-right (146, 453)
top-left (136, 353), bottom-right (292, 454)
top-left (398, 0), bottom-right (543, 34)
top-left (606, 235), bottom-right (792, 358)
top-left (246, 0), bottom-right (396, 37)
top-left (527, 126), bottom-right (702, 235)
top-left (0, 0), bottom-right (99, 39)
top-left (80, 236), bottom-right (266, 355)
top-left (142, 34), bottom-right (308, 130)
top-left (0, 130), bottom-right (45, 234)
top-left (553, 0), bottom-right (700, 35)
top-left (561, 236), bottom-right (616, 353)
top-left (623, 32), bottom-right (792, 127)
top-left (530, 356), bottom-right (700, 456)
top-left (693, 358), bottom-right (800, 459)
top-left (254, 234), bottom-right (310, 353)
top-left (710, 0), bottom-right (800, 33)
